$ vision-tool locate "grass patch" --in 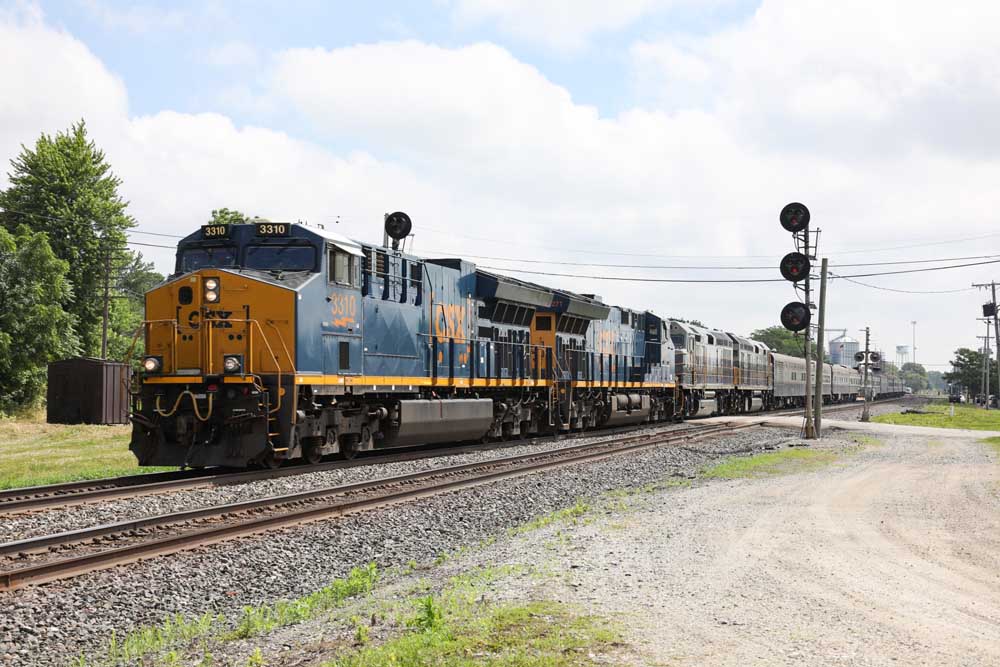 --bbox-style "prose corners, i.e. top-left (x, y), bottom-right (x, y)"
top-left (0, 410), bottom-right (173, 489)
top-left (702, 448), bottom-right (838, 479)
top-left (873, 401), bottom-right (1000, 431)
top-left (852, 435), bottom-right (884, 448)
top-left (508, 500), bottom-right (590, 537)
top-left (227, 562), bottom-right (379, 639)
top-left (79, 565), bottom-right (379, 666)
top-left (980, 436), bottom-right (1000, 457)
top-left (327, 579), bottom-right (621, 667)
